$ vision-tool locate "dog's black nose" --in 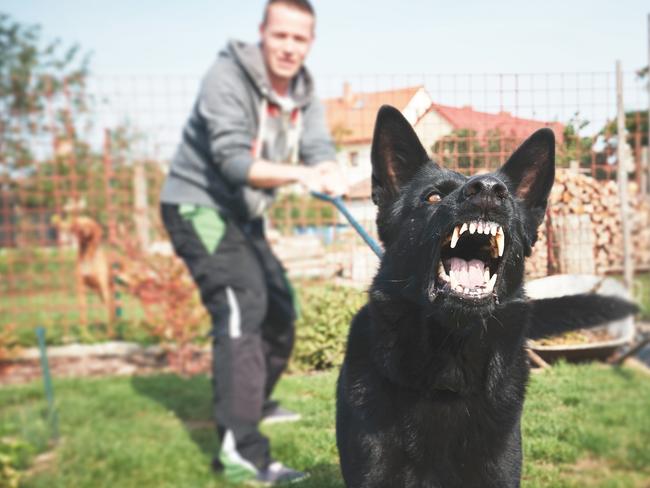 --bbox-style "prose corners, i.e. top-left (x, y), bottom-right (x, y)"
top-left (462, 175), bottom-right (508, 209)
